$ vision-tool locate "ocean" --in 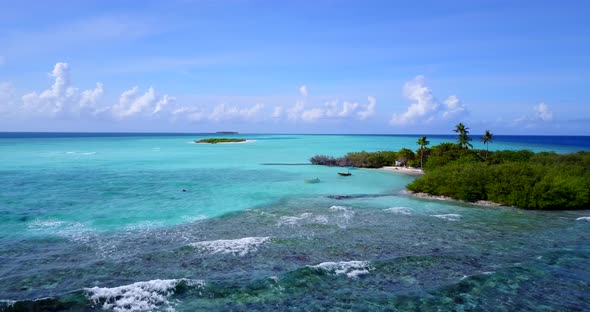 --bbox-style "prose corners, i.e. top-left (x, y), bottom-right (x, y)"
top-left (0, 133), bottom-right (589, 311)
